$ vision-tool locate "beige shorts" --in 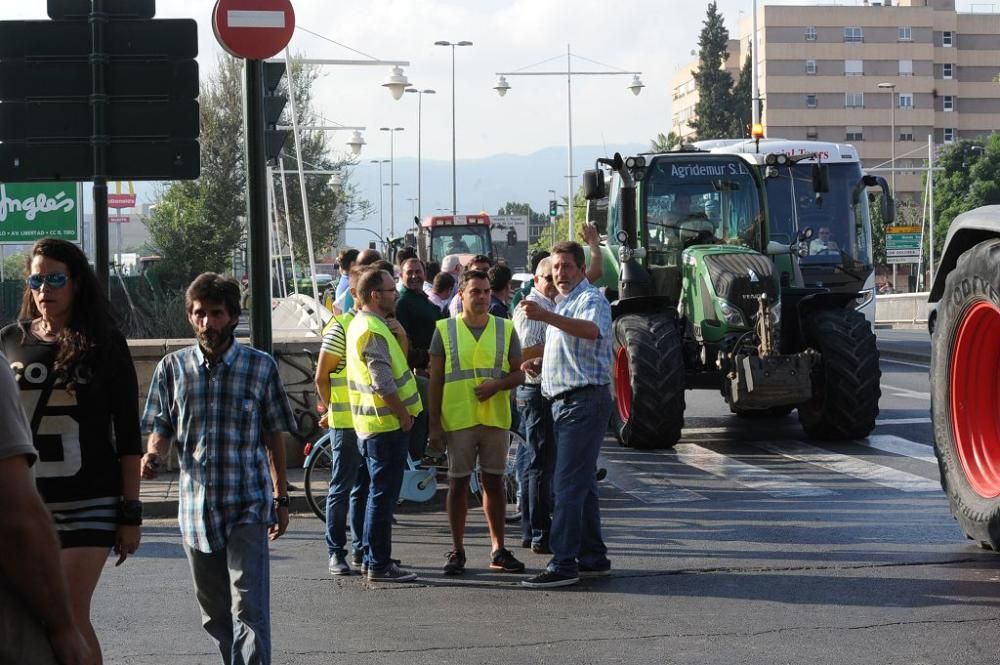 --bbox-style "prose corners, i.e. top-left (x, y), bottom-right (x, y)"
top-left (445, 425), bottom-right (509, 478)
